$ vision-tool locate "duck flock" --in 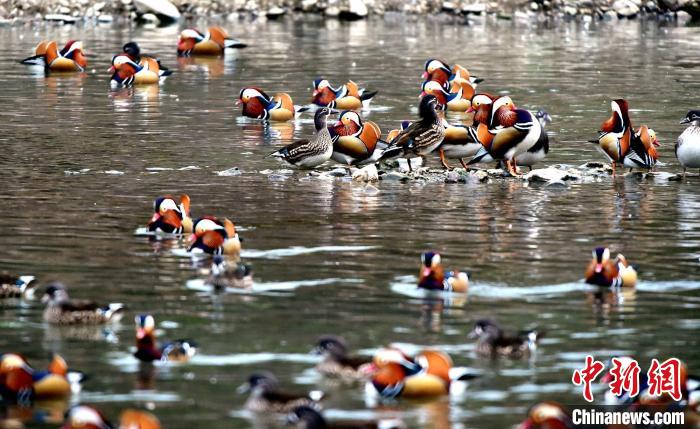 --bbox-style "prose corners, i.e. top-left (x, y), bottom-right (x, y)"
top-left (2, 23), bottom-right (700, 429)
